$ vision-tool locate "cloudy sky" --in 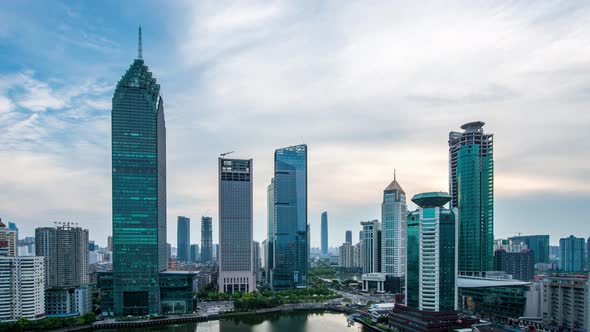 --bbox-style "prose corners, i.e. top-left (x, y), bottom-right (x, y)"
top-left (1, 1), bottom-right (588, 248)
